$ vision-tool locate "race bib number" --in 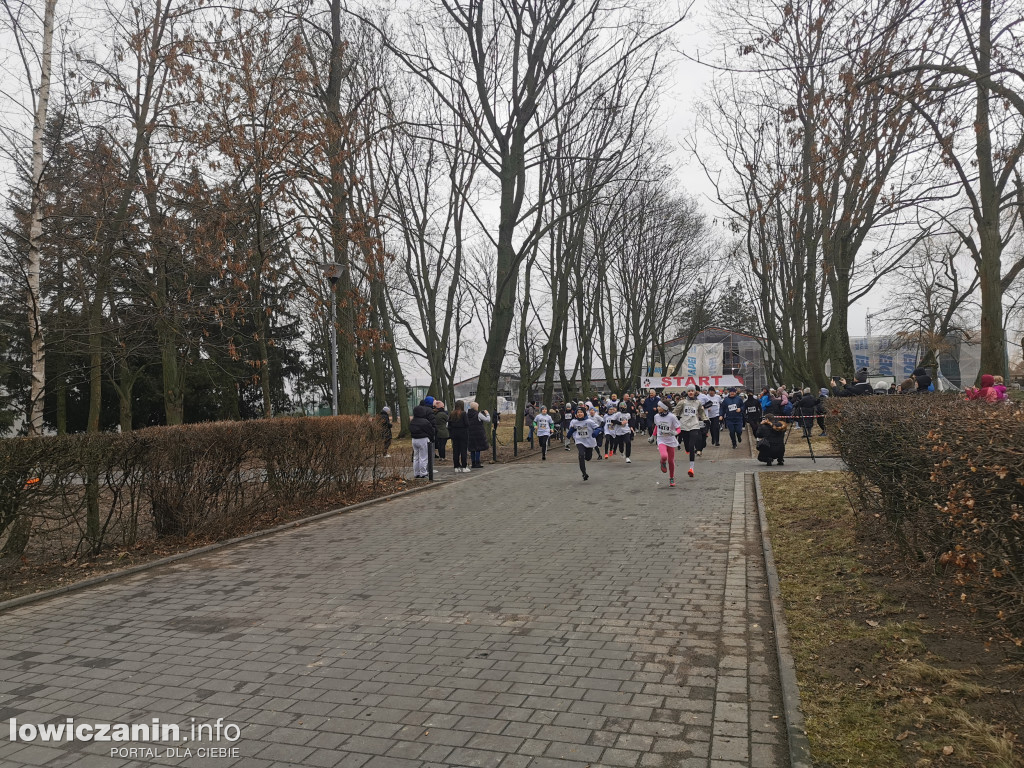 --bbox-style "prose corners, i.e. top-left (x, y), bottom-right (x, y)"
top-left (728, 404), bottom-right (739, 412)
top-left (683, 405), bottom-right (697, 418)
